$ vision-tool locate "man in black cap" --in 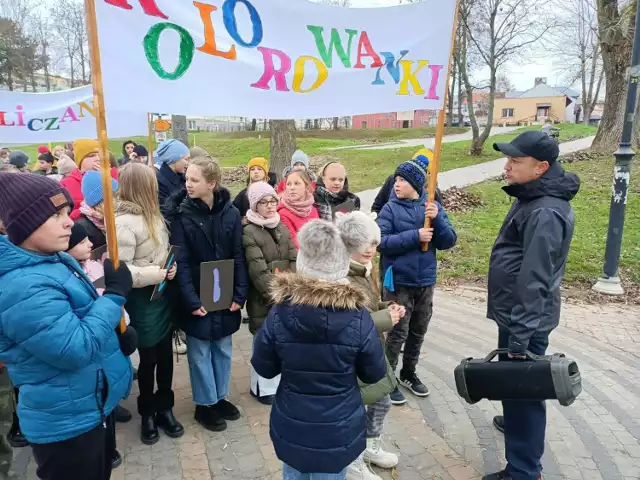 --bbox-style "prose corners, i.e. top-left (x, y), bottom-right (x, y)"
top-left (484, 131), bottom-right (580, 480)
